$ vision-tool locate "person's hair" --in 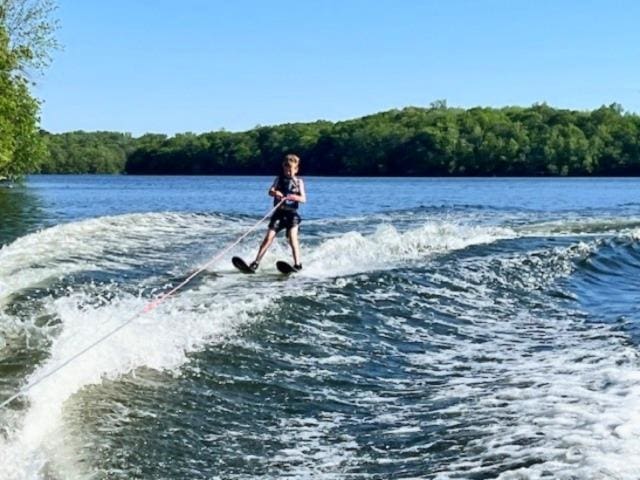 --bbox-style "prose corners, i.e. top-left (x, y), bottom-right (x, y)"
top-left (283, 154), bottom-right (300, 168)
